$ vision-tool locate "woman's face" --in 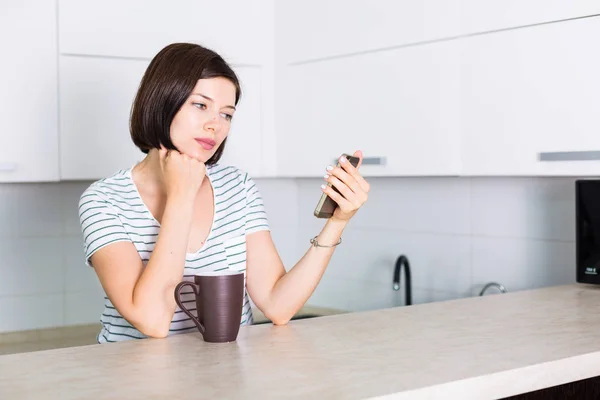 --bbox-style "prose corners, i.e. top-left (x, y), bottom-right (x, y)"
top-left (170, 77), bottom-right (237, 162)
